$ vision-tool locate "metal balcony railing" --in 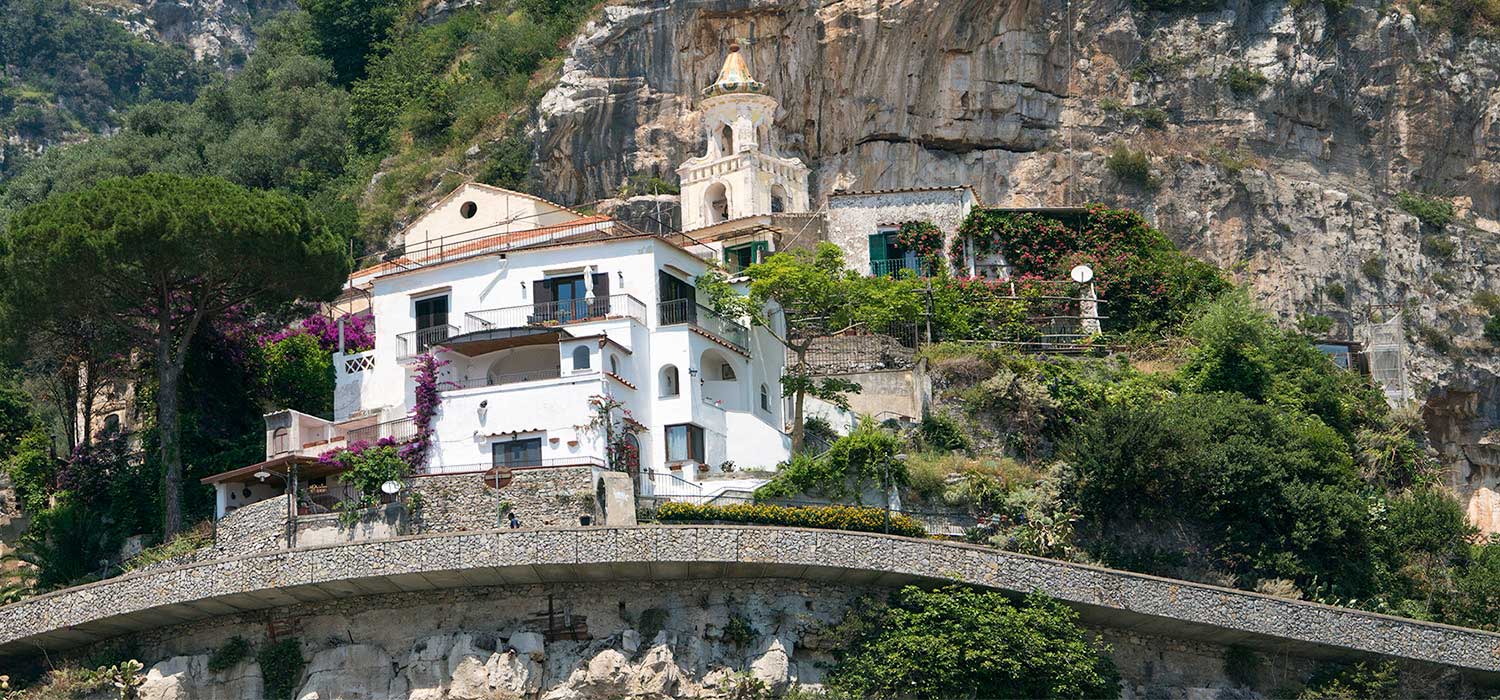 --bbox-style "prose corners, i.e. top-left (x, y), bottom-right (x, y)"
top-left (463, 294), bottom-right (647, 333)
top-left (870, 257), bottom-right (931, 277)
top-left (397, 324), bottom-right (459, 357)
top-left (346, 416), bottom-right (417, 445)
top-left (658, 299), bottom-right (750, 353)
top-left (444, 367), bottom-right (564, 391)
